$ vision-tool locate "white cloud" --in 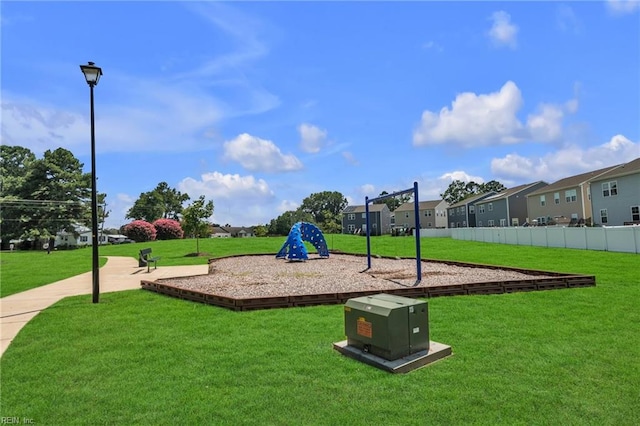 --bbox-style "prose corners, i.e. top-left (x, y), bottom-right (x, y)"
top-left (298, 123), bottom-right (328, 153)
top-left (104, 193), bottom-right (136, 229)
top-left (556, 5), bottom-right (583, 34)
top-left (526, 104), bottom-right (565, 142)
top-left (277, 199), bottom-right (299, 213)
top-left (342, 151), bottom-right (359, 166)
top-left (413, 81), bottom-right (524, 146)
top-left (1, 3), bottom-right (280, 156)
top-left (223, 133), bottom-right (303, 173)
top-left (413, 81), bottom-right (577, 147)
top-left (491, 134), bottom-right (640, 182)
top-left (606, 0), bottom-right (640, 15)
top-left (177, 171), bottom-right (276, 226)
top-left (360, 184), bottom-right (377, 198)
top-left (488, 11), bottom-right (518, 49)
top-left (438, 171), bottom-right (485, 184)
